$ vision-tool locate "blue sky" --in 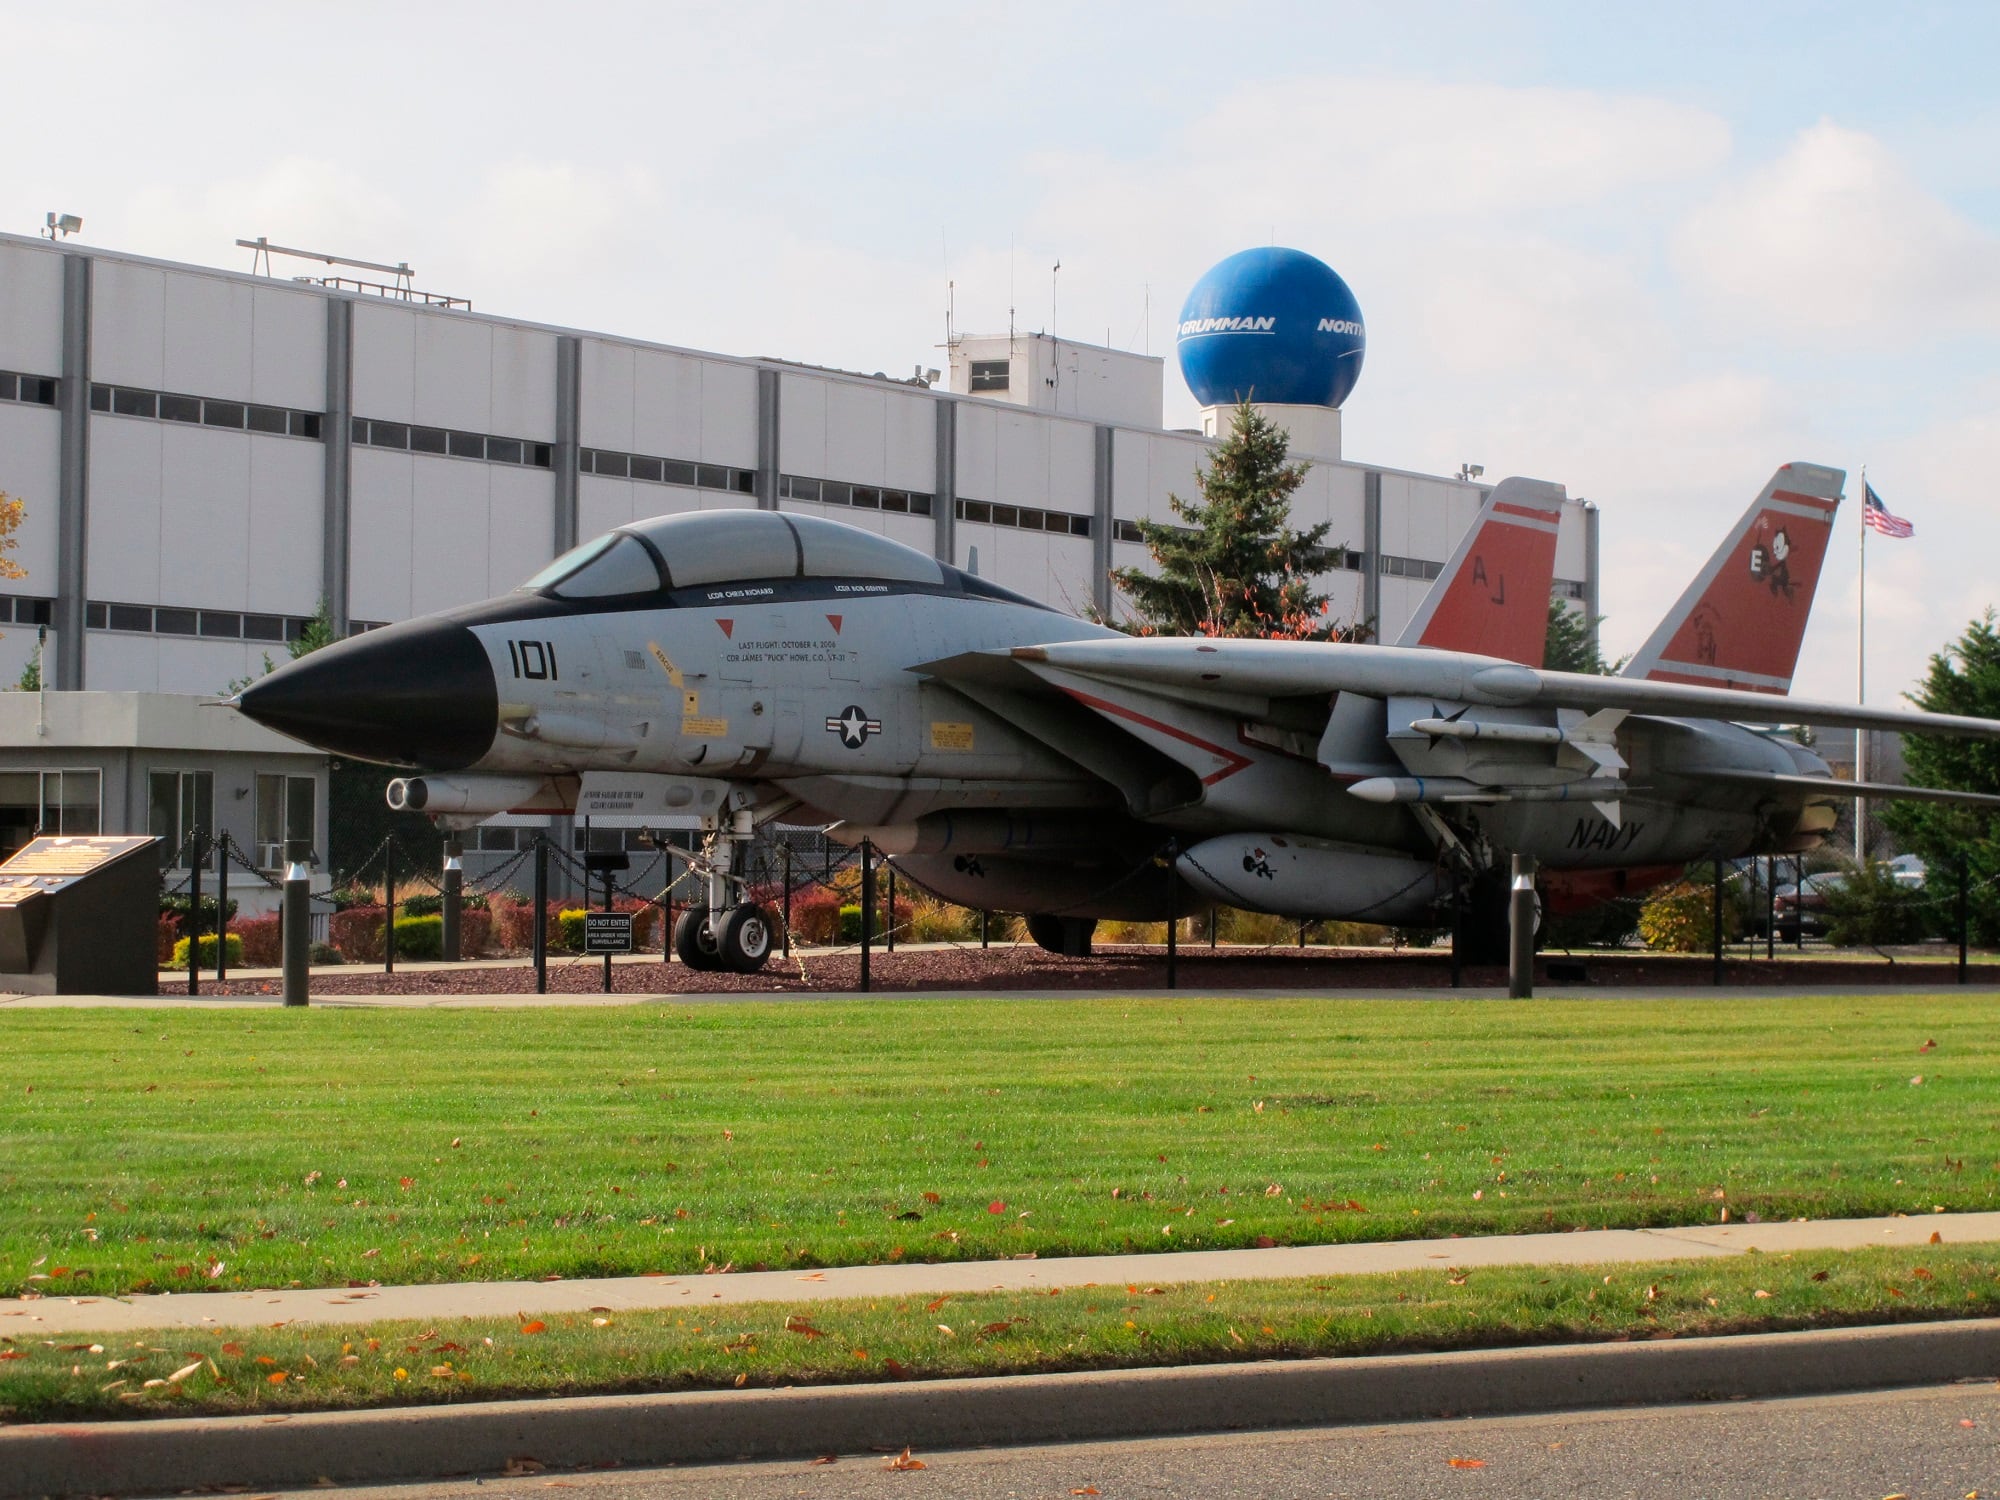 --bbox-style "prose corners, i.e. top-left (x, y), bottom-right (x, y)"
top-left (6, 1), bottom-right (1997, 699)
